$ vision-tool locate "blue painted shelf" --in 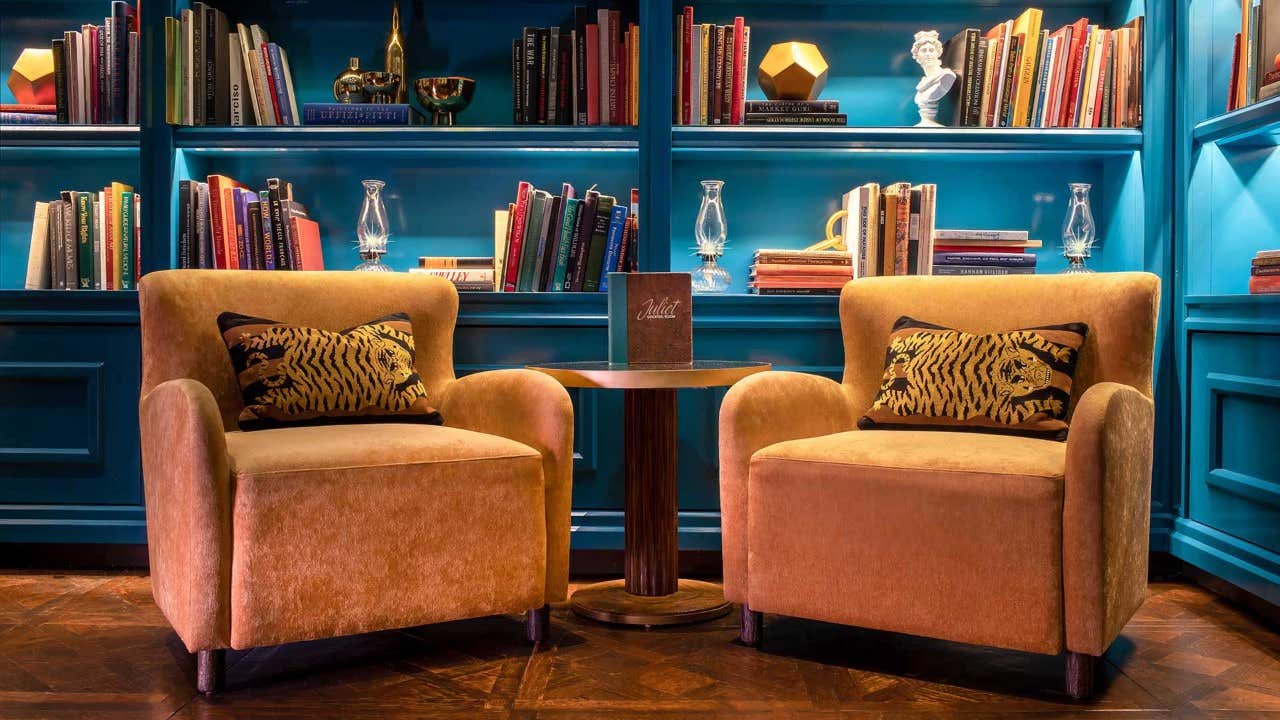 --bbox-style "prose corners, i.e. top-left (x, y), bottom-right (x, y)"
top-left (0, 124), bottom-right (139, 148)
top-left (673, 126), bottom-right (1145, 153)
top-left (174, 126), bottom-right (639, 152)
top-left (1192, 96), bottom-right (1280, 148)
